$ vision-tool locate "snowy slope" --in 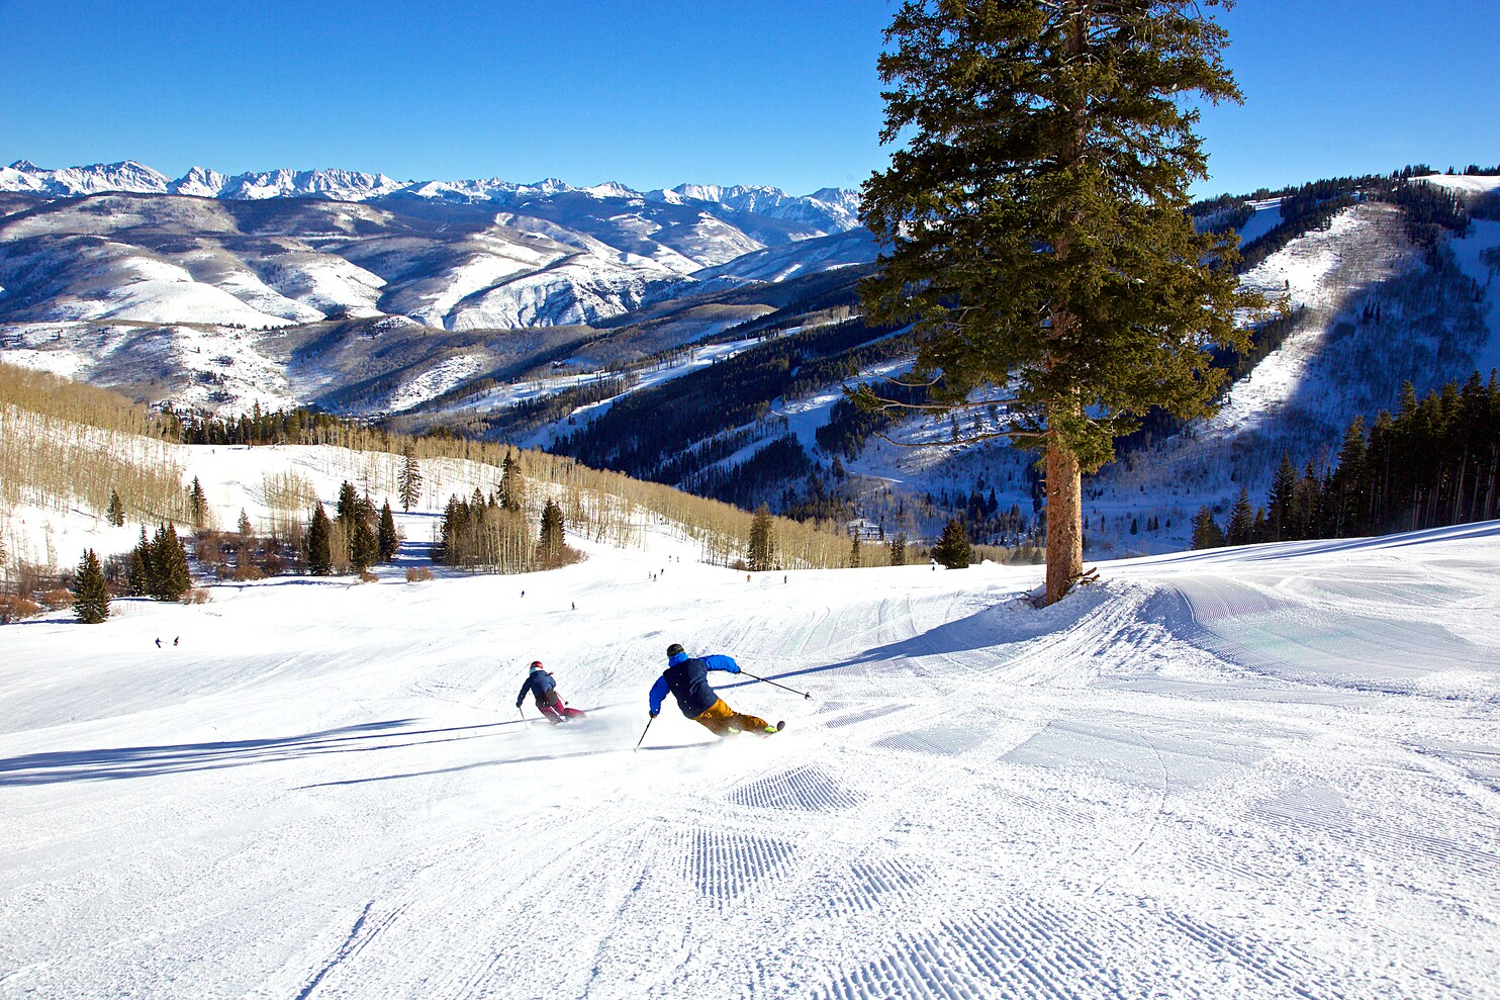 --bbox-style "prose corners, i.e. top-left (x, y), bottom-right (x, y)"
top-left (693, 229), bottom-right (876, 284)
top-left (1417, 172), bottom-right (1500, 196)
top-left (1442, 217), bottom-right (1500, 377)
top-left (1204, 201), bottom-right (1415, 439)
top-left (1, 439), bottom-right (1496, 998)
